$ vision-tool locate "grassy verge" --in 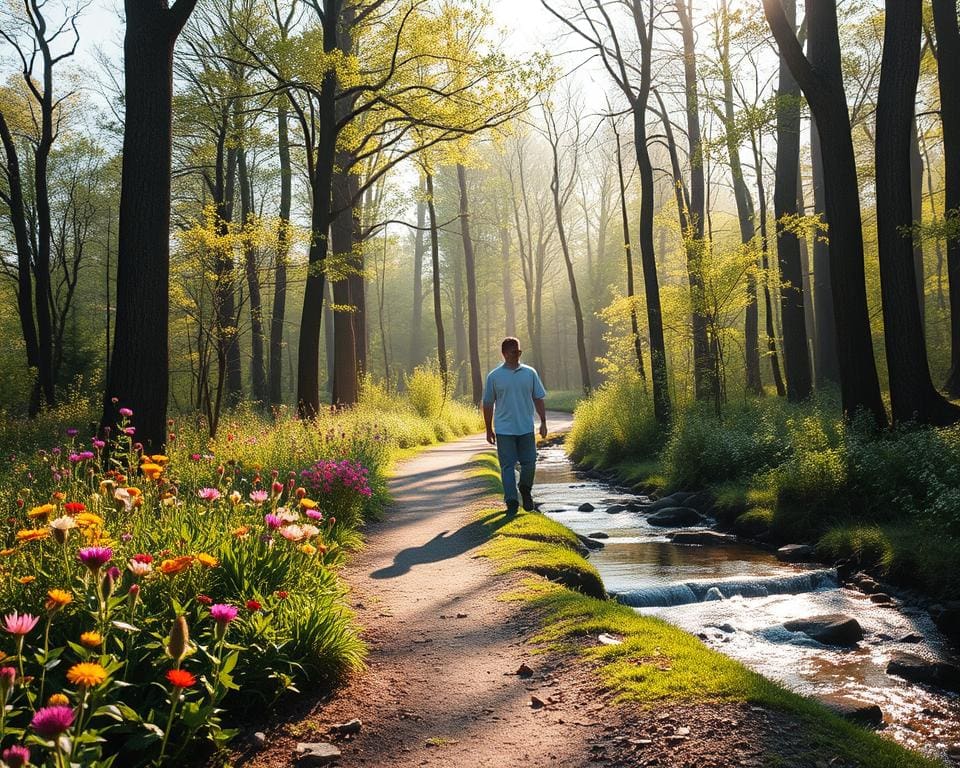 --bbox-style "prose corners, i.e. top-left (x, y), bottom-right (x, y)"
top-left (468, 456), bottom-right (938, 768)
top-left (544, 390), bottom-right (584, 413)
top-left (565, 376), bottom-right (960, 599)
